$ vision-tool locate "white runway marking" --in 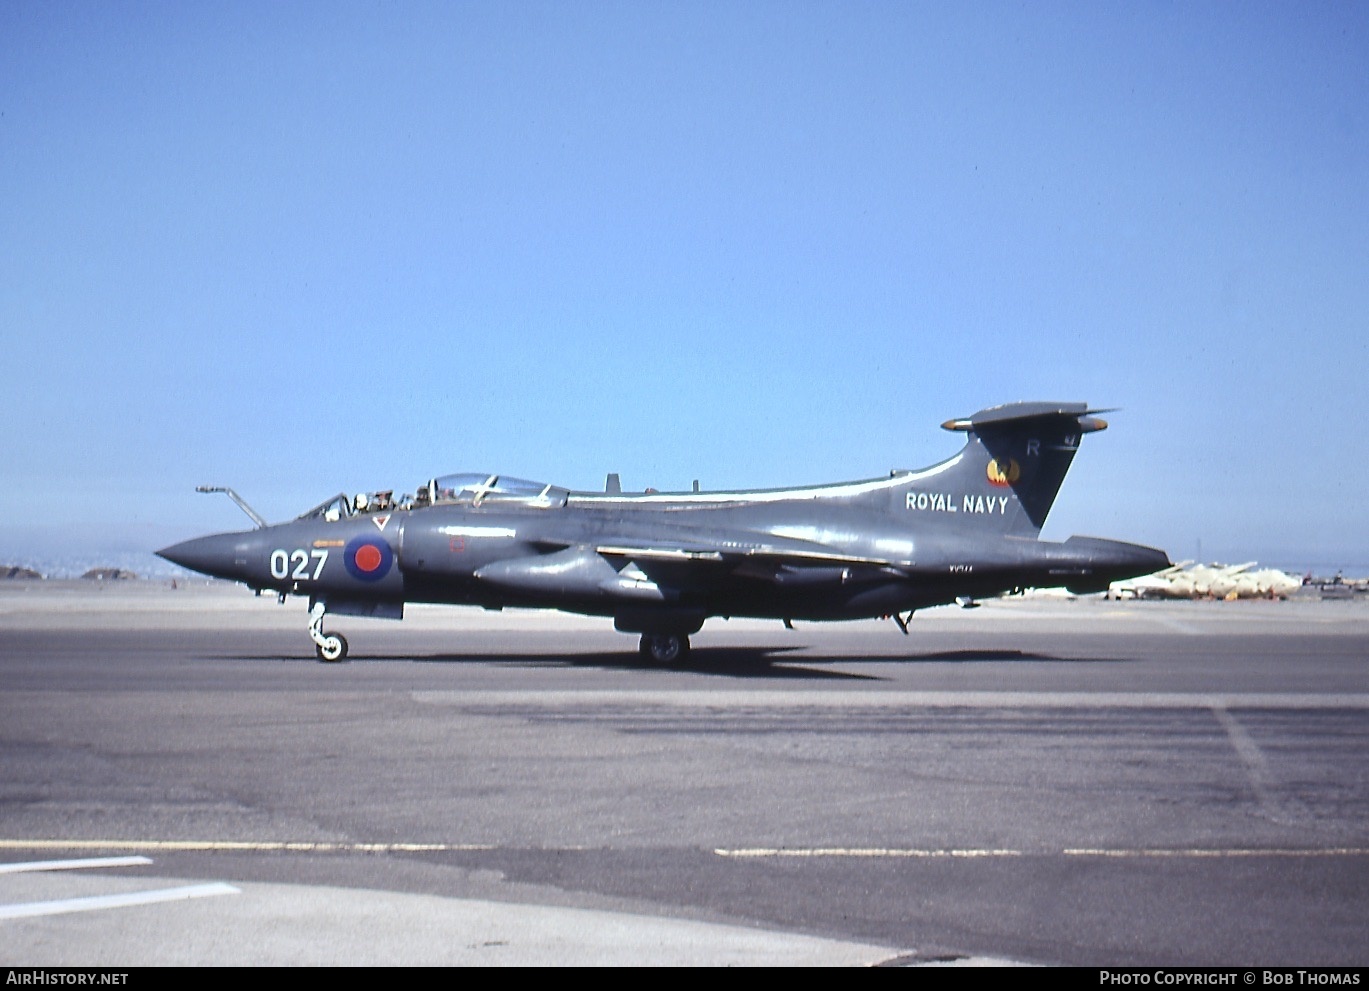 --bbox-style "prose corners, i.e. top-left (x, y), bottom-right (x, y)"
top-left (0, 882), bottom-right (239, 920)
top-left (0, 855), bottom-right (152, 874)
top-left (4, 840), bottom-right (1364, 861)
top-left (716, 847), bottom-right (1369, 859)
top-left (1061, 848), bottom-right (1369, 857)
top-left (717, 848), bottom-right (1024, 858)
top-left (415, 689), bottom-right (1369, 709)
top-left (1211, 704), bottom-right (1285, 822)
top-left (0, 840), bottom-right (492, 853)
